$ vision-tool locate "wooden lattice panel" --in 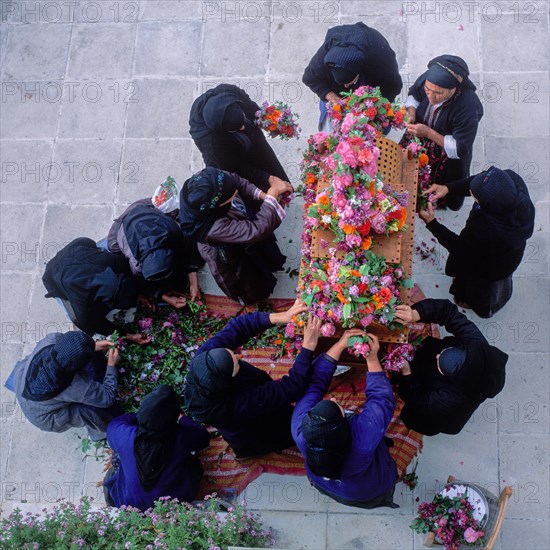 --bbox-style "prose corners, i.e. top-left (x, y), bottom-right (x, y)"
top-left (300, 137), bottom-right (419, 344)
